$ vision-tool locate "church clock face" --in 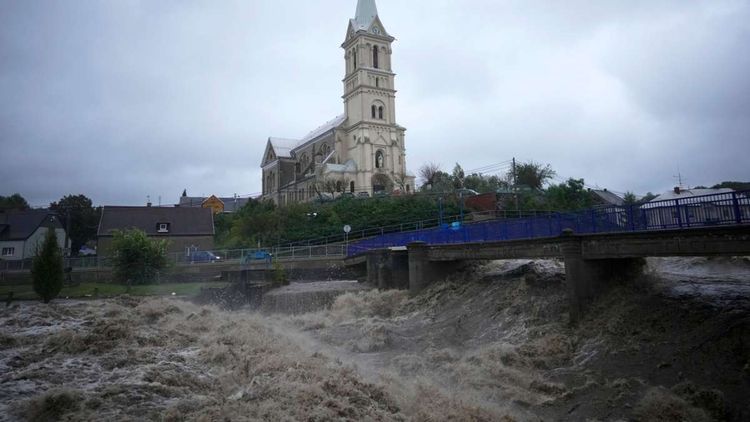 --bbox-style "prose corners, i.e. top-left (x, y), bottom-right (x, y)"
top-left (372, 26), bottom-right (380, 35)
